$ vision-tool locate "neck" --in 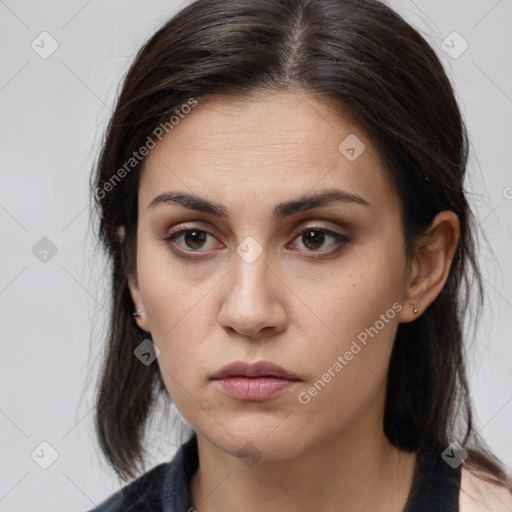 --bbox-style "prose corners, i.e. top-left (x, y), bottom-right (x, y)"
top-left (189, 387), bottom-right (417, 512)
